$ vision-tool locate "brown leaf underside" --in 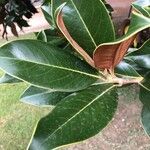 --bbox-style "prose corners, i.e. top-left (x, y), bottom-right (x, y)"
top-left (56, 9), bottom-right (136, 72)
top-left (93, 36), bottom-right (136, 70)
top-left (56, 11), bottom-right (95, 68)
